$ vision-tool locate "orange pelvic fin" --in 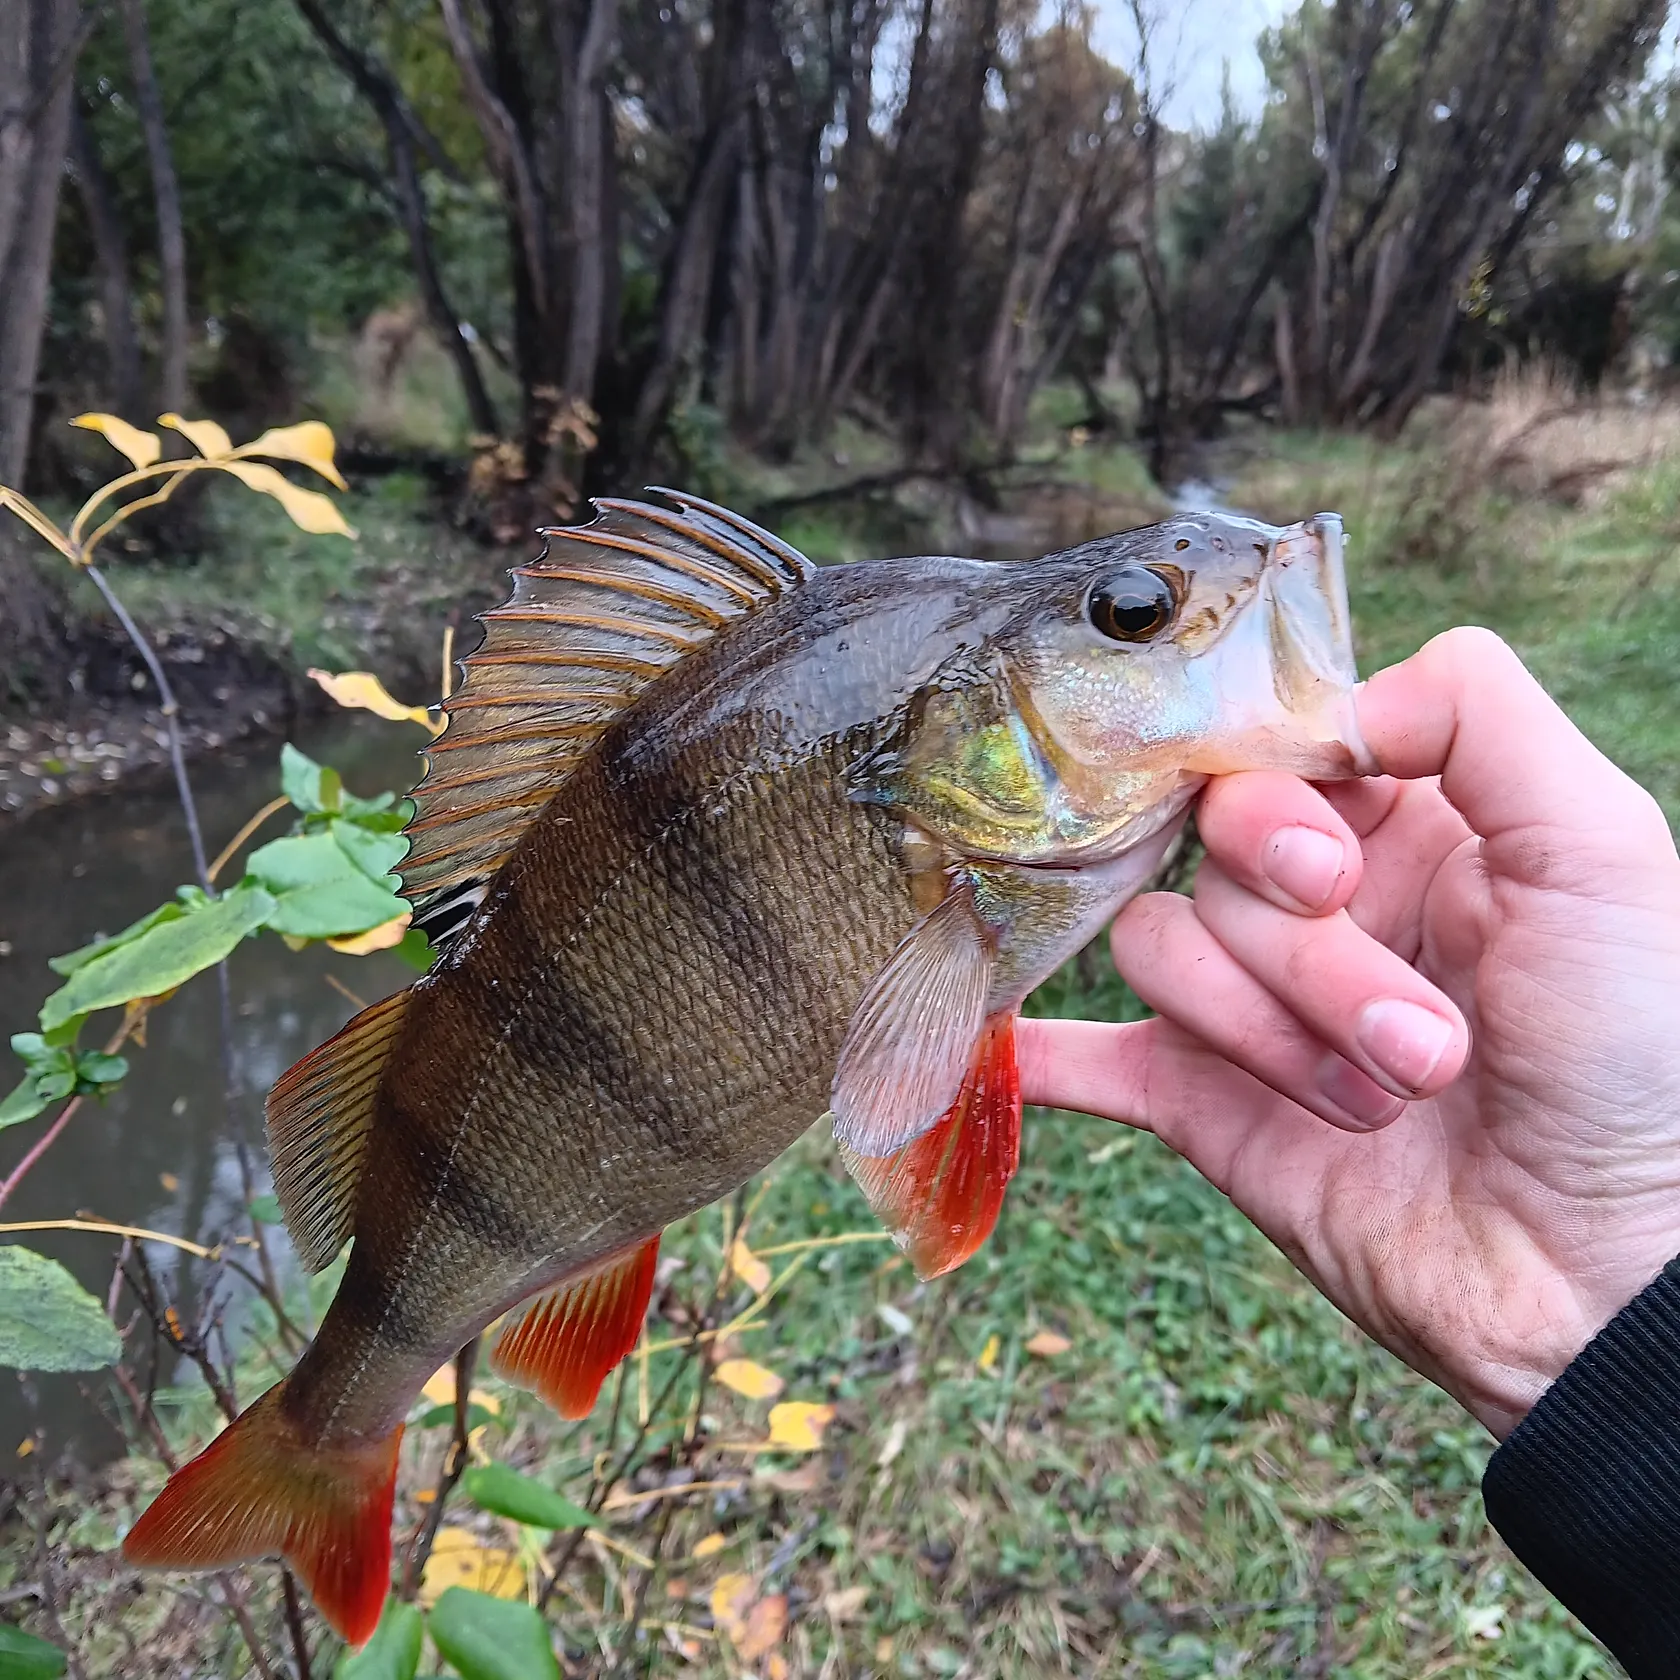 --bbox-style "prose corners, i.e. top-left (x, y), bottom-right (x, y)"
top-left (122, 1381), bottom-right (401, 1648)
top-left (490, 1236), bottom-right (661, 1418)
top-left (841, 1012), bottom-right (1021, 1280)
